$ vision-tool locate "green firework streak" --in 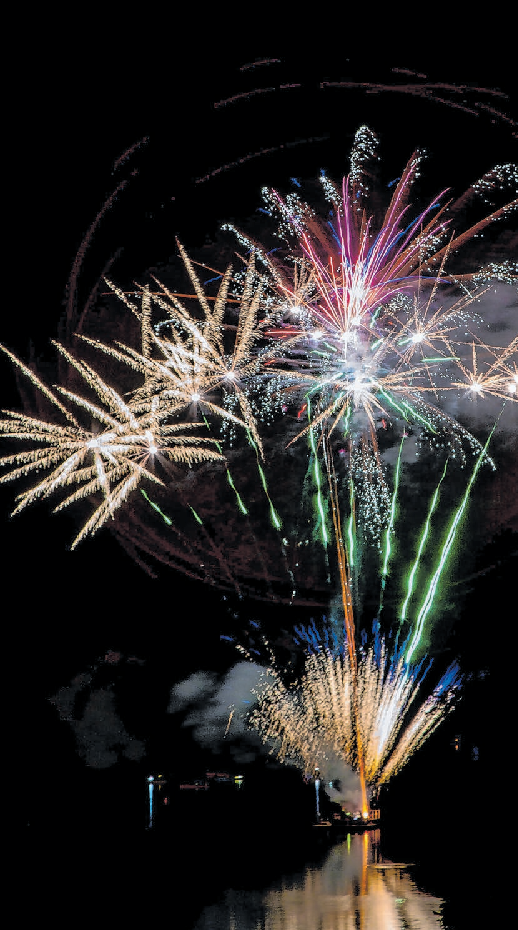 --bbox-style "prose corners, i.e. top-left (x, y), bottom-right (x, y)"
top-left (140, 488), bottom-right (173, 525)
top-left (370, 307), bottom-right (382, 328)
top-left (247, 430), bottom-right (282, 530)
top-left (378, 389), bottom-right (437, 434)
top-left (225, 469), bottom-right (248, 515)
top-left (342, 405), bottom-right (352, 435)
top-left (381, 436), bottom-right (405, 579)
top-left (307, 422), bottom-right (328, 548)
top-left (421, 356), bottom-right (460, 364)
top-left (347, 477), bottom-right (355, 568)
top-left (141, 488), bottom-right (203, 527)
top-left (399, 459), bottom-right (449, 625)
top-left (202, 414), bottom-right (248, 516)
top-left (397, 397), bottom-right (438, 433)
top-left (406, 425), bottom-right (496, 663)
top-left (188, 504), bottom-right (203, 525)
